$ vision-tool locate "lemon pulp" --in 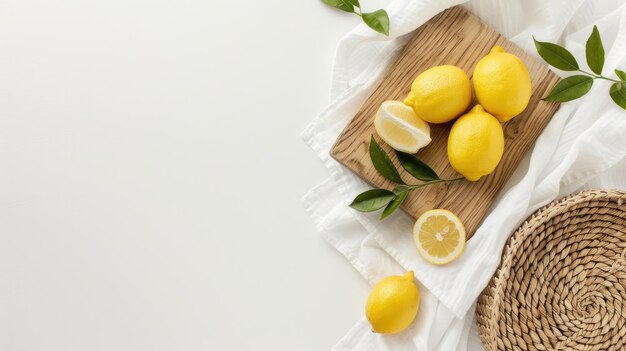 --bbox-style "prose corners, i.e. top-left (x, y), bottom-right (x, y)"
top-left (374, 100), bottom-right (431, 153)
top-left (413, 209), bottom-right (466, 265)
